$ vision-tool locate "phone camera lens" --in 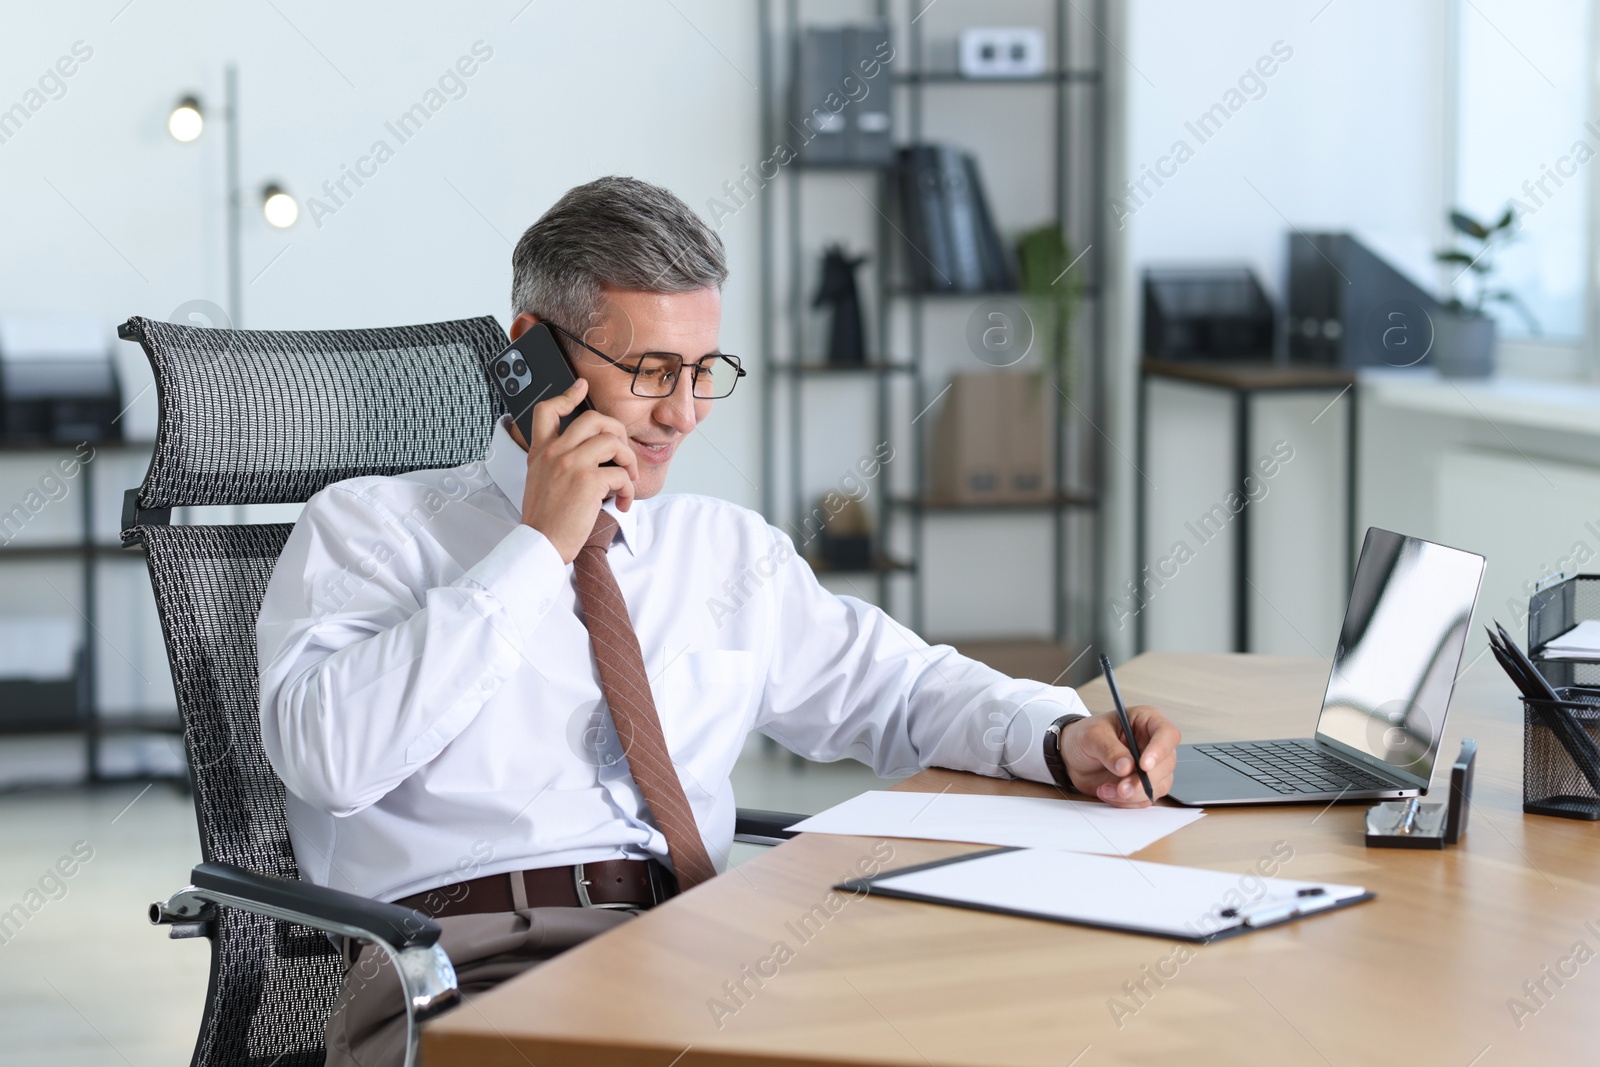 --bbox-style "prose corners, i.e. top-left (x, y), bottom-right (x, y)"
top-left (511, 358), bottom-right (528, 376)
top-left (504, 378), bottom-right (520, 395)
top-left (495, 360), bottom-right (511, 378)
